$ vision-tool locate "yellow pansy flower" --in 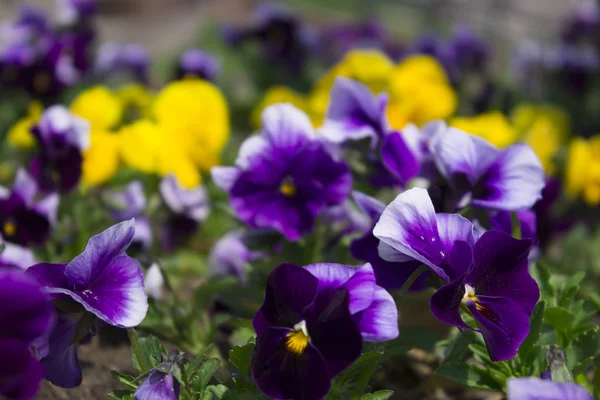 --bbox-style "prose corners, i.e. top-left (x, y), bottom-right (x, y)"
top-left (117, 83), bottom-right (154, 117)
top-left (388, 55), bottom-right (457, 127)
top-left (82, 130), bottom-right (121, 186)
top-left (512, 103), bottom-right (570, 143)
top-left (119, 120), bottom-right (162, 173)
top-left (521, 117), bottom-right (561, 175)
top-left (451, 111), bottom-right (518, 148)
top-left (565, 136), bottom-right (600, 206)
top-left (7, 102), bottom-right (43, 149)
top-left (156, 139), bottom-right (201, 189)
top-left (153, 79), bottom-right (229, 172)
top-left (71, 86), bottom-right (123, 130)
